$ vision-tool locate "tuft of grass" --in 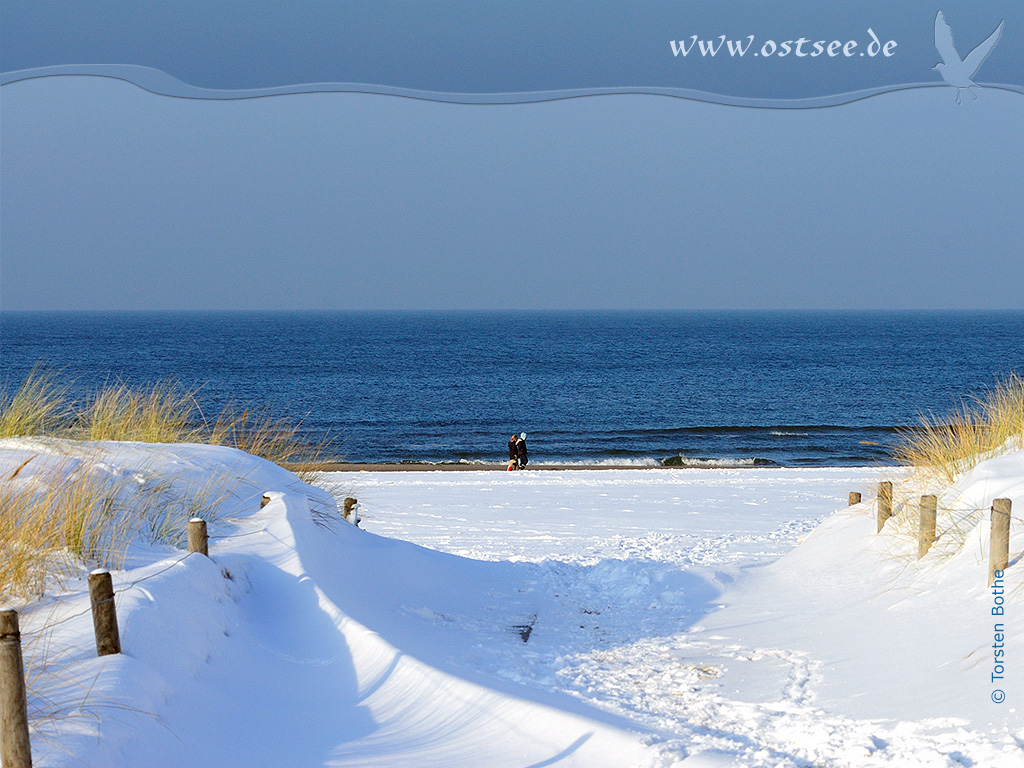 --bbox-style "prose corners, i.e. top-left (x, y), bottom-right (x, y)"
top-left (78, 381), bottom-right (202, 444)
top-left (873, 481), bottom-right (987, 566)
top-left (133, 468), bottom-right (239, 548)
top-left (0, 366), bottom-right (71, 438)
top-left (0, 454), bottom-right (242, 601)
top-left (210, 405), bottom-right (305, 465)
top-left (210, 404), bottom-right (336, 482)
top-left (0, 368), bottom-right (335, 599)
top-left (894, 374), bottom-right (1024, 488)
top-left (0, 367), bottom-right (335, 467)
top-left (0, 457), bottom-right (129, 600)
top-left (879, 375), bottom-right (1024, 564)
top-left (0, 477), bottom-right (64, 600)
